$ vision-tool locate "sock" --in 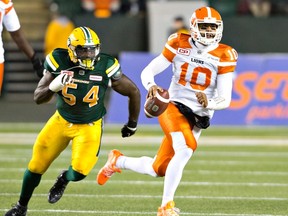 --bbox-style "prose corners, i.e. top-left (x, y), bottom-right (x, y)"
top-left (19, 169), bottom-right (42, 207)
top-left (161, 148), bottom-right (193, 206)
top-left (116, 156), bottom-right (157, 177)
top-left (66, 166), bottom-right (86, 181)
